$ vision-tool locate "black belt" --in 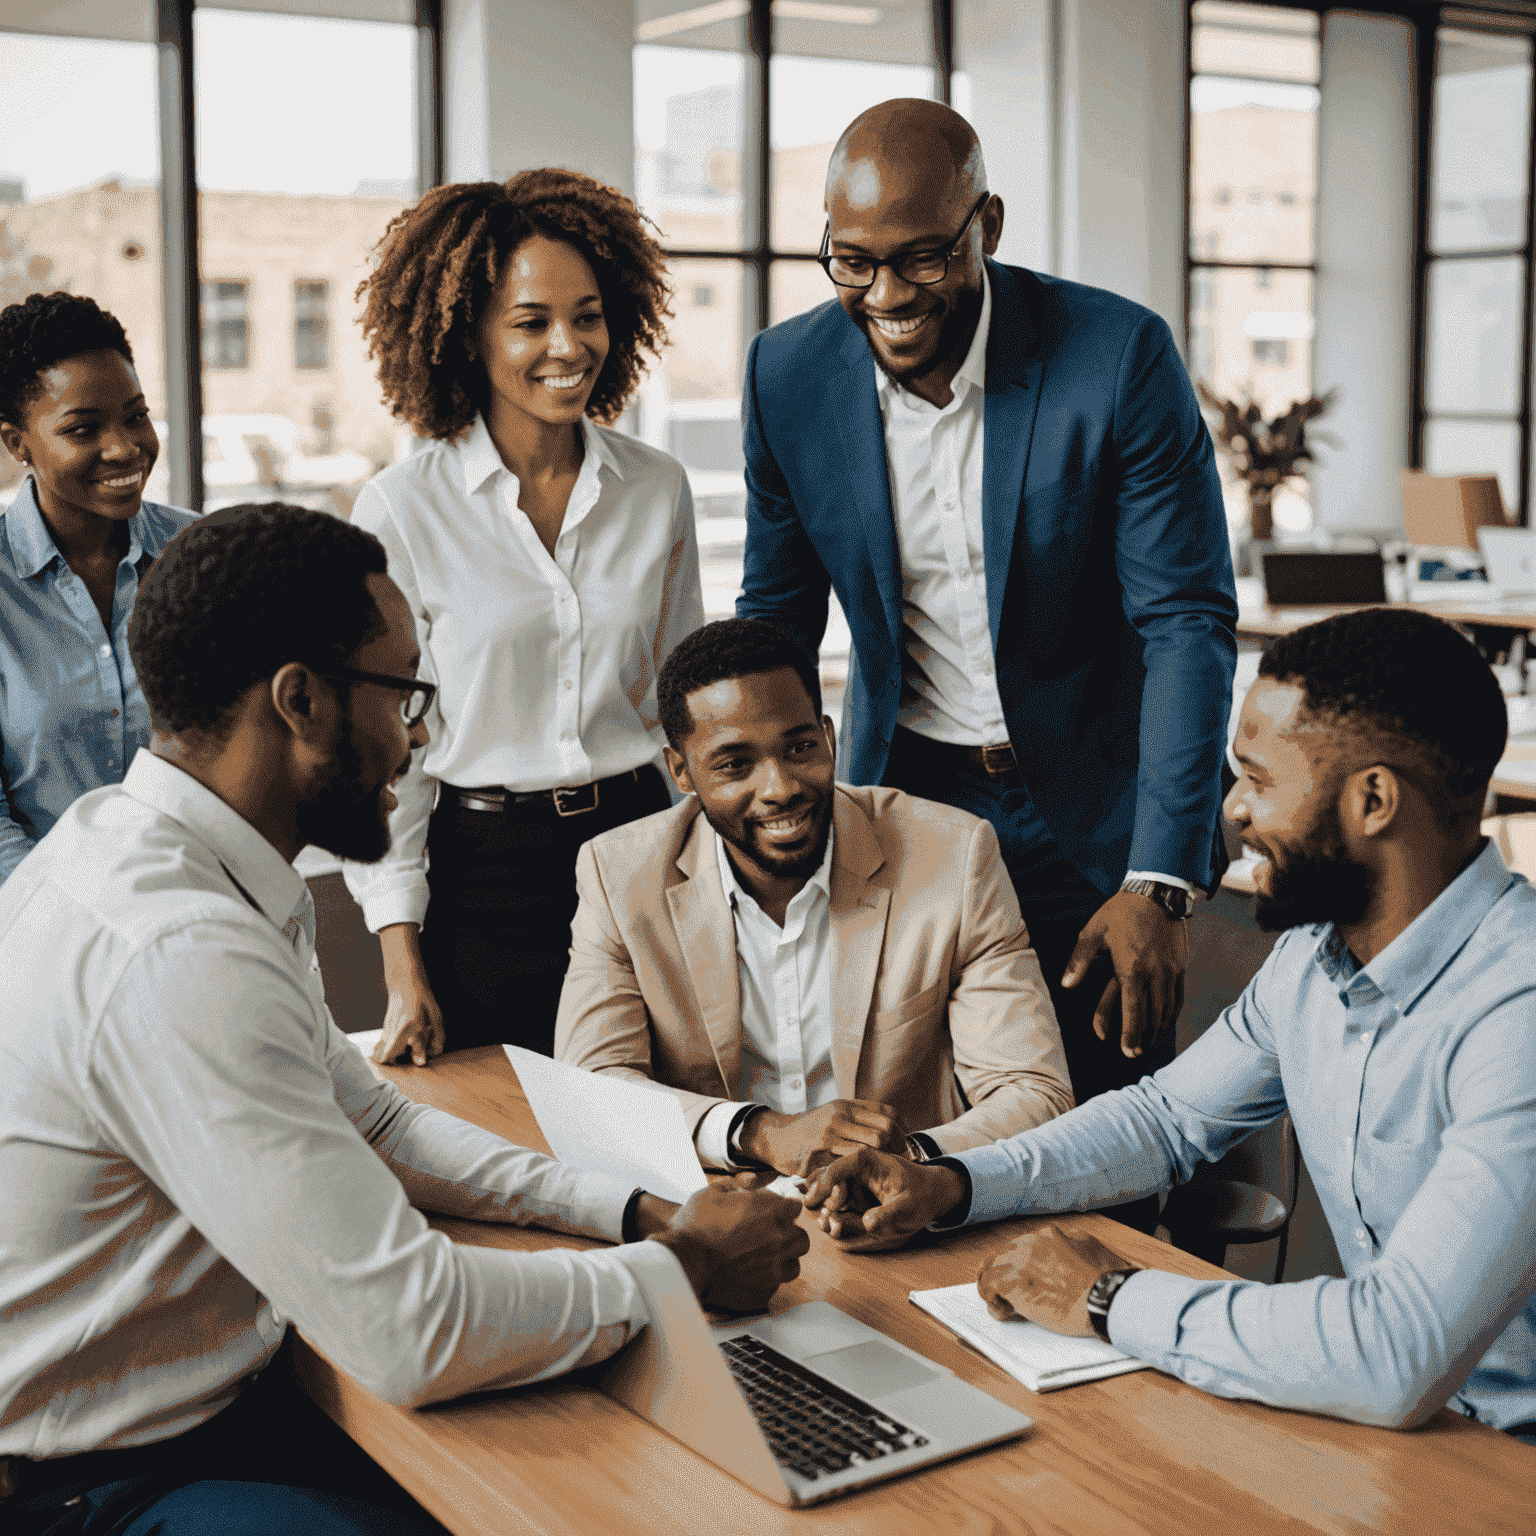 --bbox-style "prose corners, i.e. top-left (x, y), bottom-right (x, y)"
top-left (447, 767), bottom-right (643, 818)
top-left (895, 728), bottom-right (1018, 777)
